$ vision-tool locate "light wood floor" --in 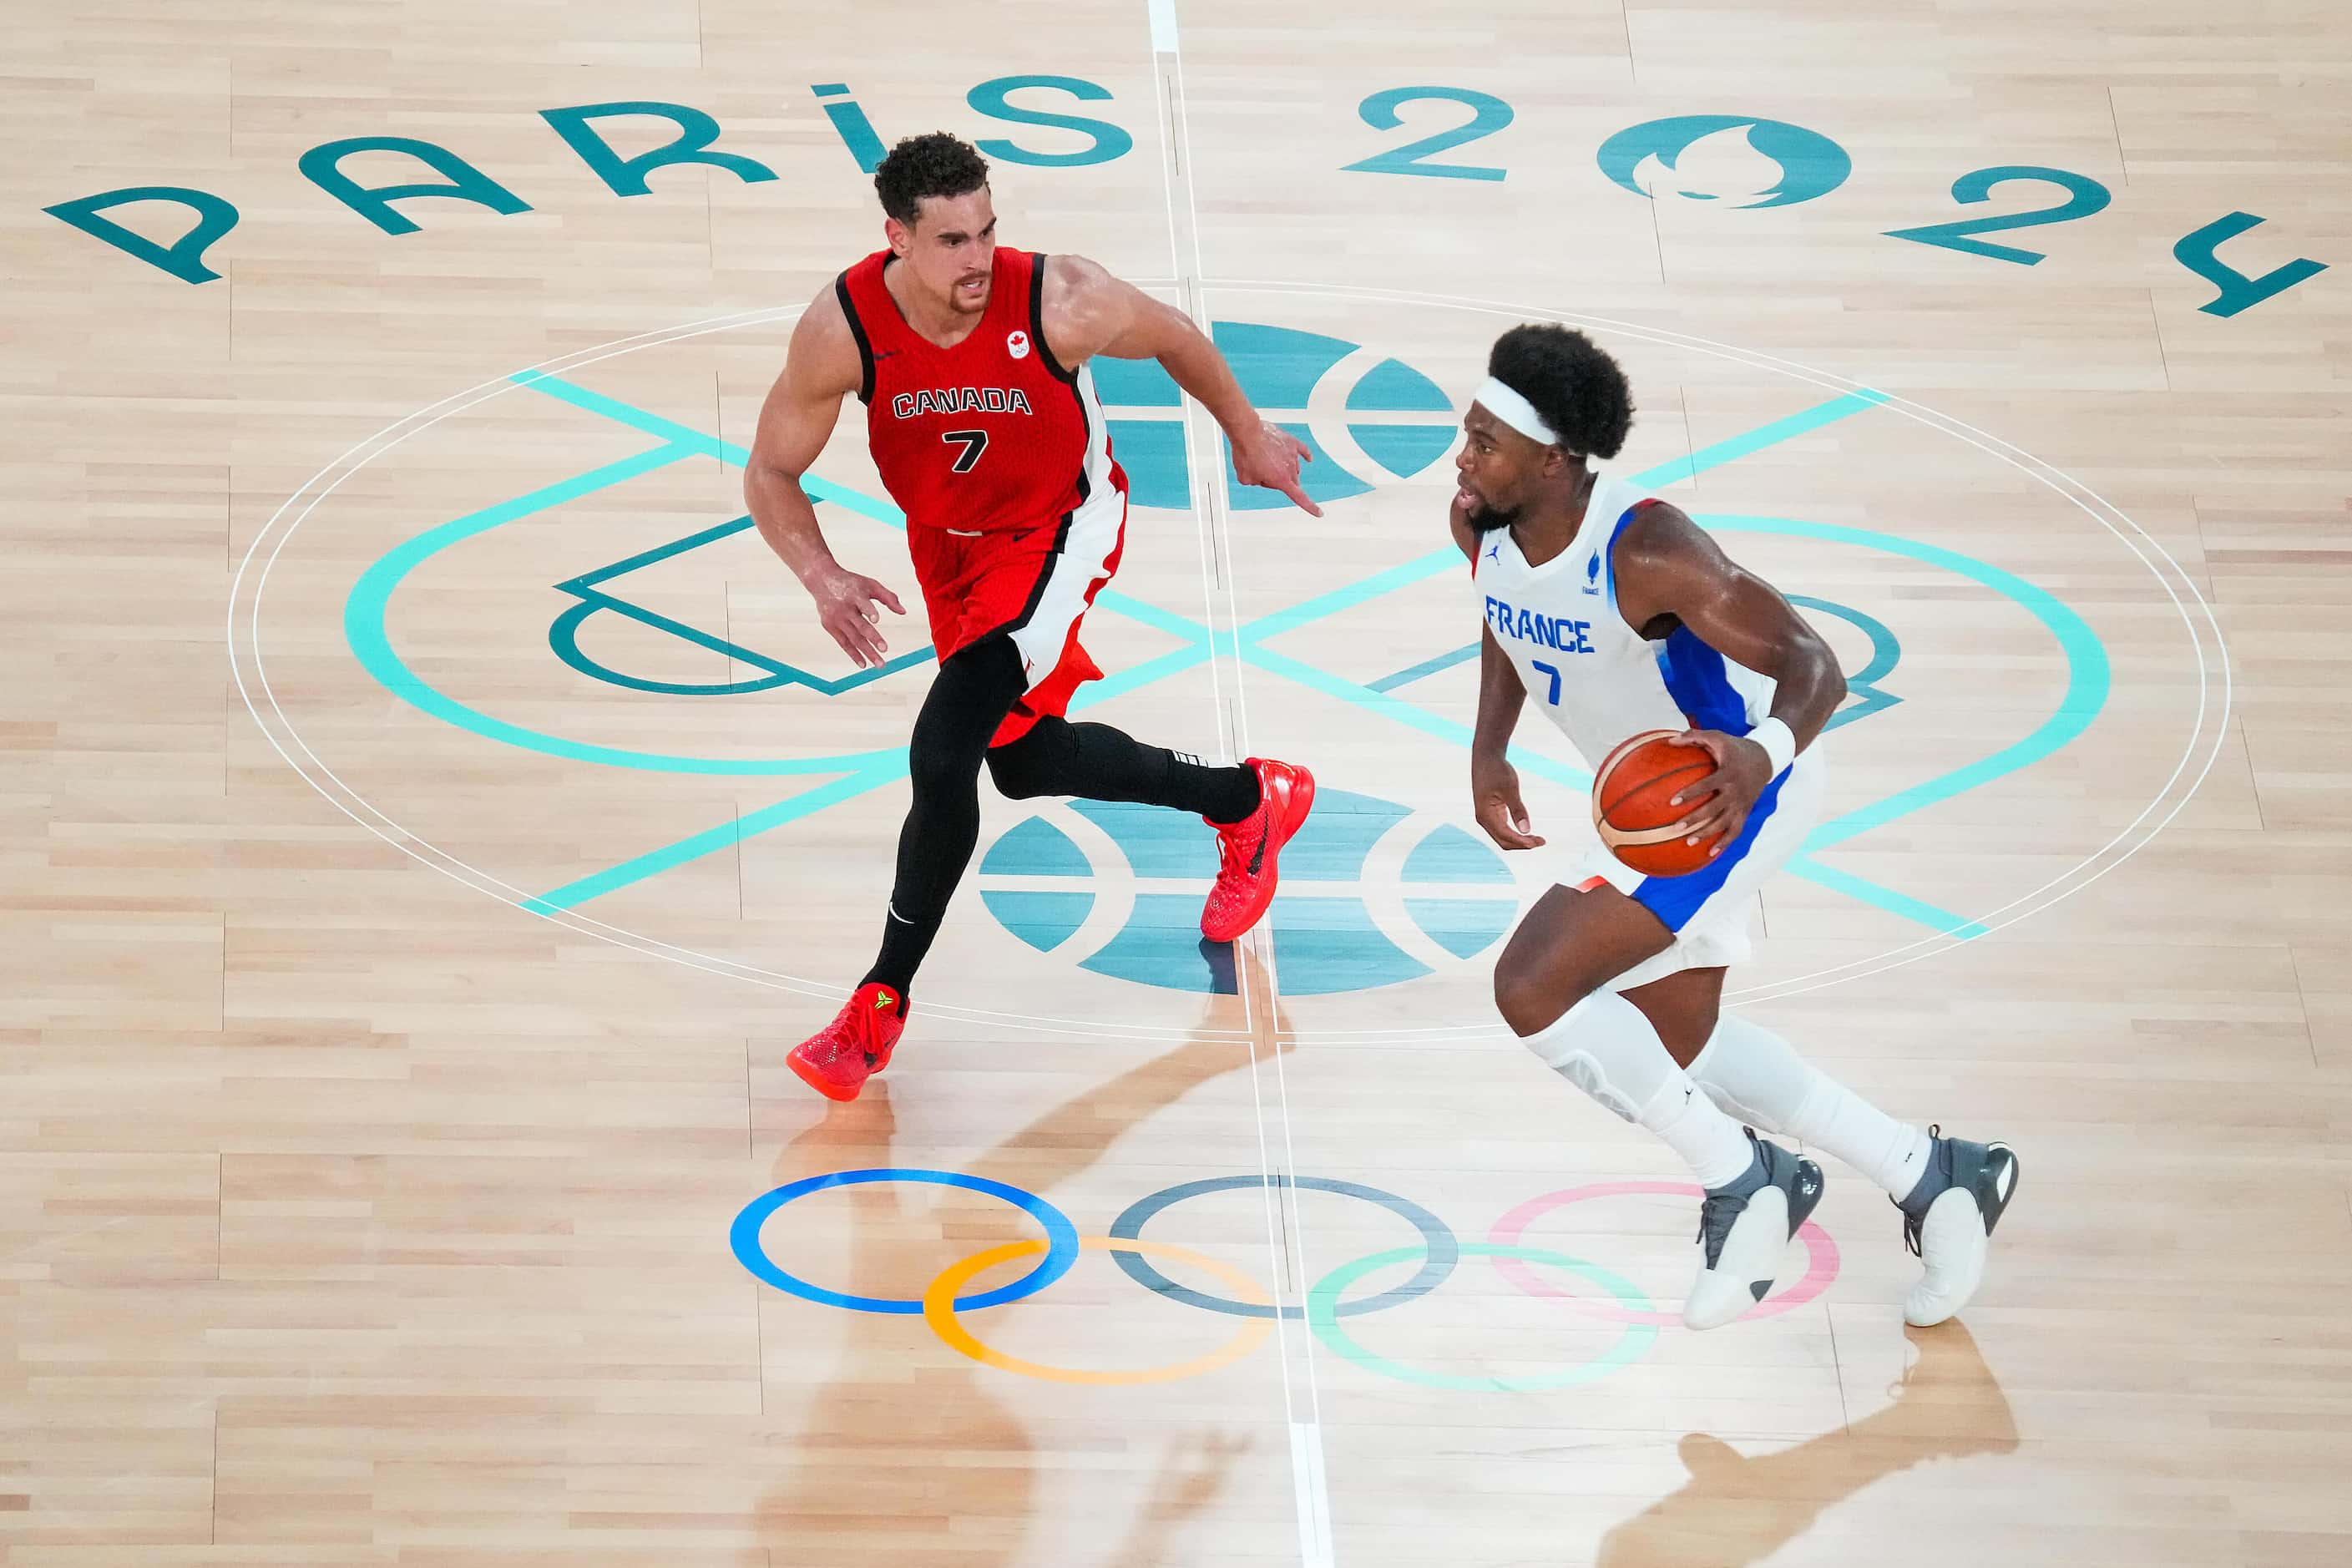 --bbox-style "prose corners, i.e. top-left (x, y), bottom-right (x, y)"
top-left (5, 1), bottom-right (2350, 1563)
